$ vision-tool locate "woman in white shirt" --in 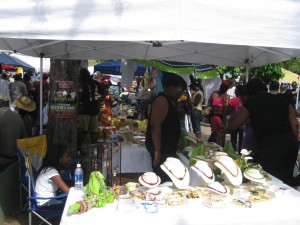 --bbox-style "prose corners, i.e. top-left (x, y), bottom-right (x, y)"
top-left (35, 144), bottom-right (71, 210)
